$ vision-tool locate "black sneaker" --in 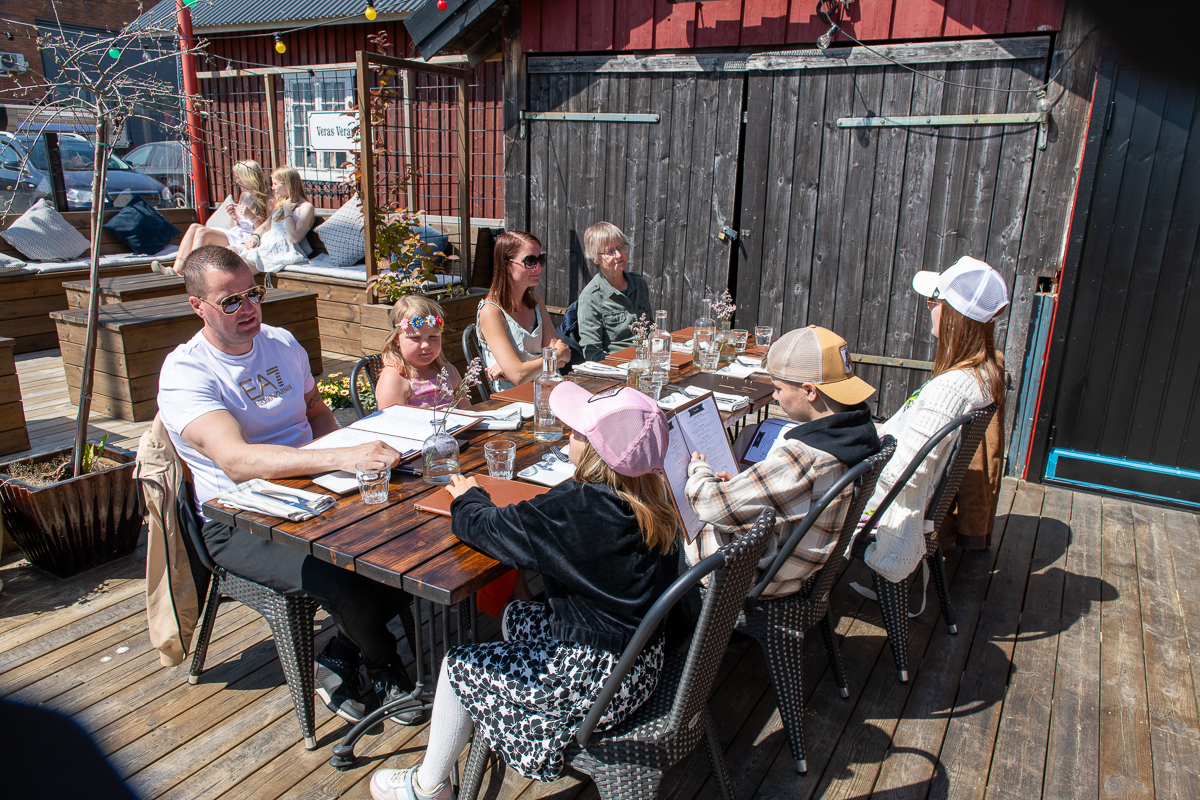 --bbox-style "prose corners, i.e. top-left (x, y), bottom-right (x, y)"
top-left (367, 661), bottom-right (429, 726)
top-left (315, 640), bottom-right (373, 723)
